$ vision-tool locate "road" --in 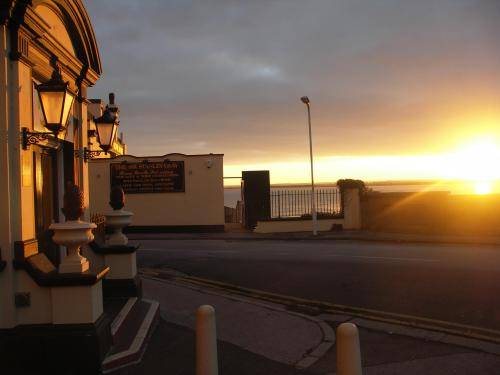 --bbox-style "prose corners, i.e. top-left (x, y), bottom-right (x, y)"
top-left (136, 239), bottom-right (500, 331)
